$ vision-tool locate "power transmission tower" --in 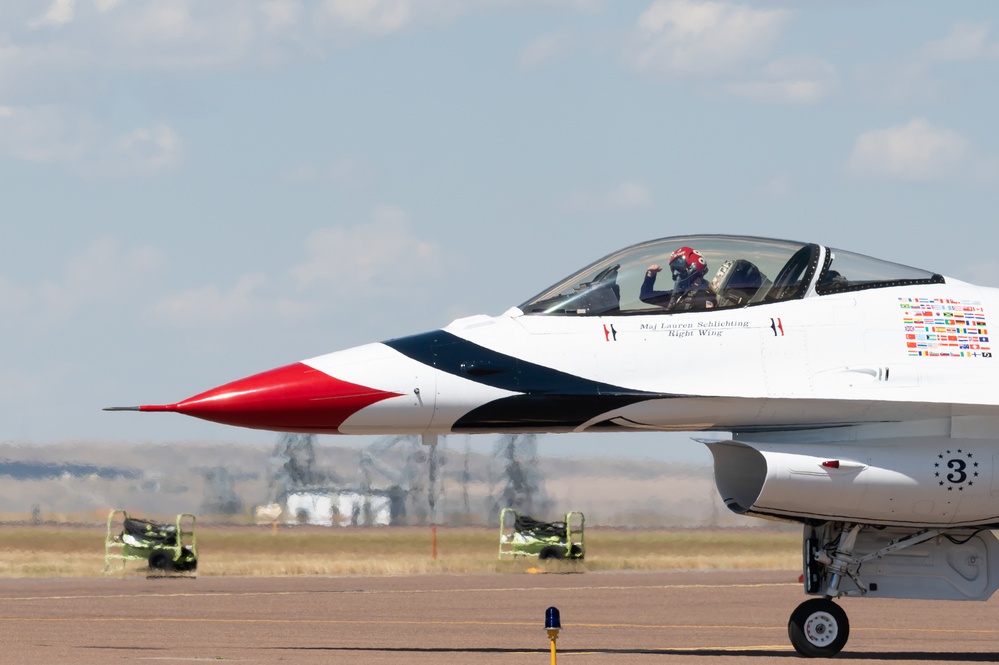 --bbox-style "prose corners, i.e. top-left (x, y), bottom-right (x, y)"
top-left (488, 434), bottom-right (549, 521)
